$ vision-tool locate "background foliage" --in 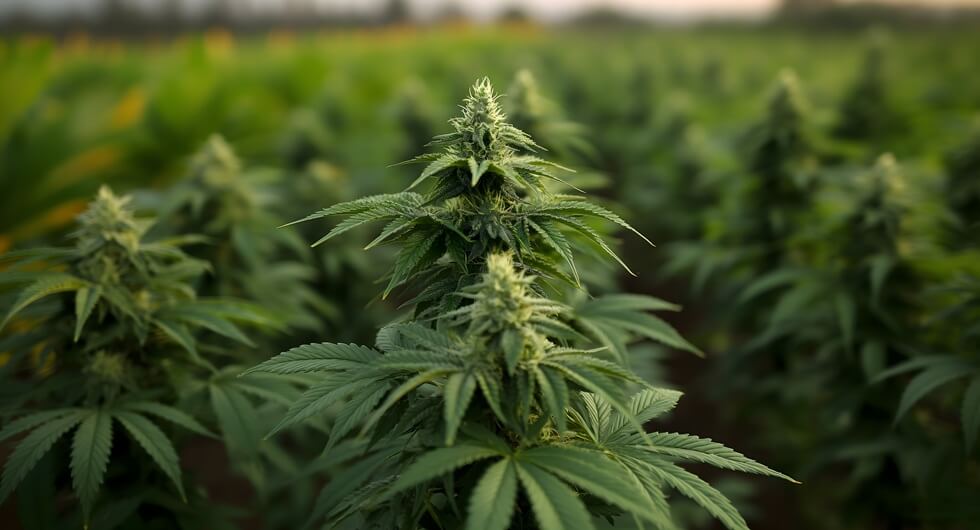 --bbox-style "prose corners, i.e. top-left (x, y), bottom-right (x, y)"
top-left (1, 23), bottom-right (979, 530)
